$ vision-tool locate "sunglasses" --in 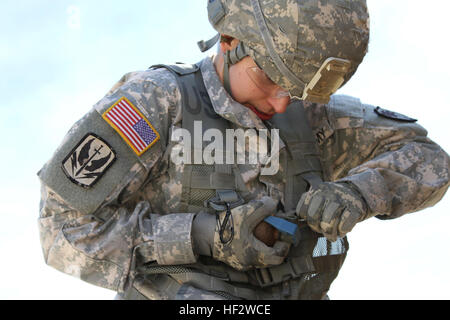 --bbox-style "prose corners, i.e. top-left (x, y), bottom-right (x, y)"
top-left (246, 66), bottom-right (294, 99)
